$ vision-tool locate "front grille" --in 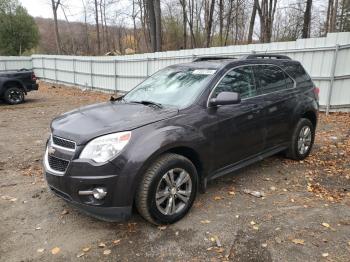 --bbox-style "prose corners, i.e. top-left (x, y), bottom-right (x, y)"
top-left (52, 136), bottom-right (76, 150)
top-left (48, 155), bottom-right (69, 172)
